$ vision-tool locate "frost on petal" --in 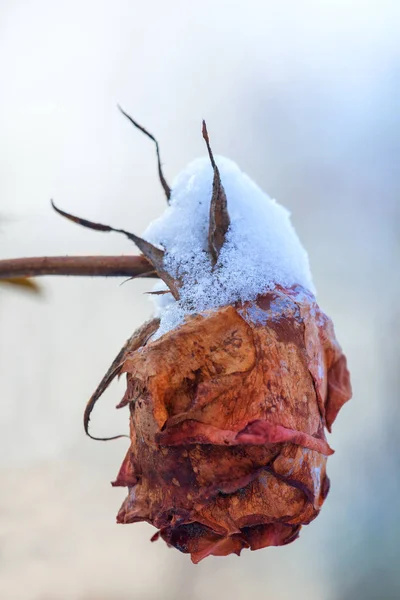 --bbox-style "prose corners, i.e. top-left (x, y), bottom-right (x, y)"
top-left (144, 156), bottom-right (316, 338)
